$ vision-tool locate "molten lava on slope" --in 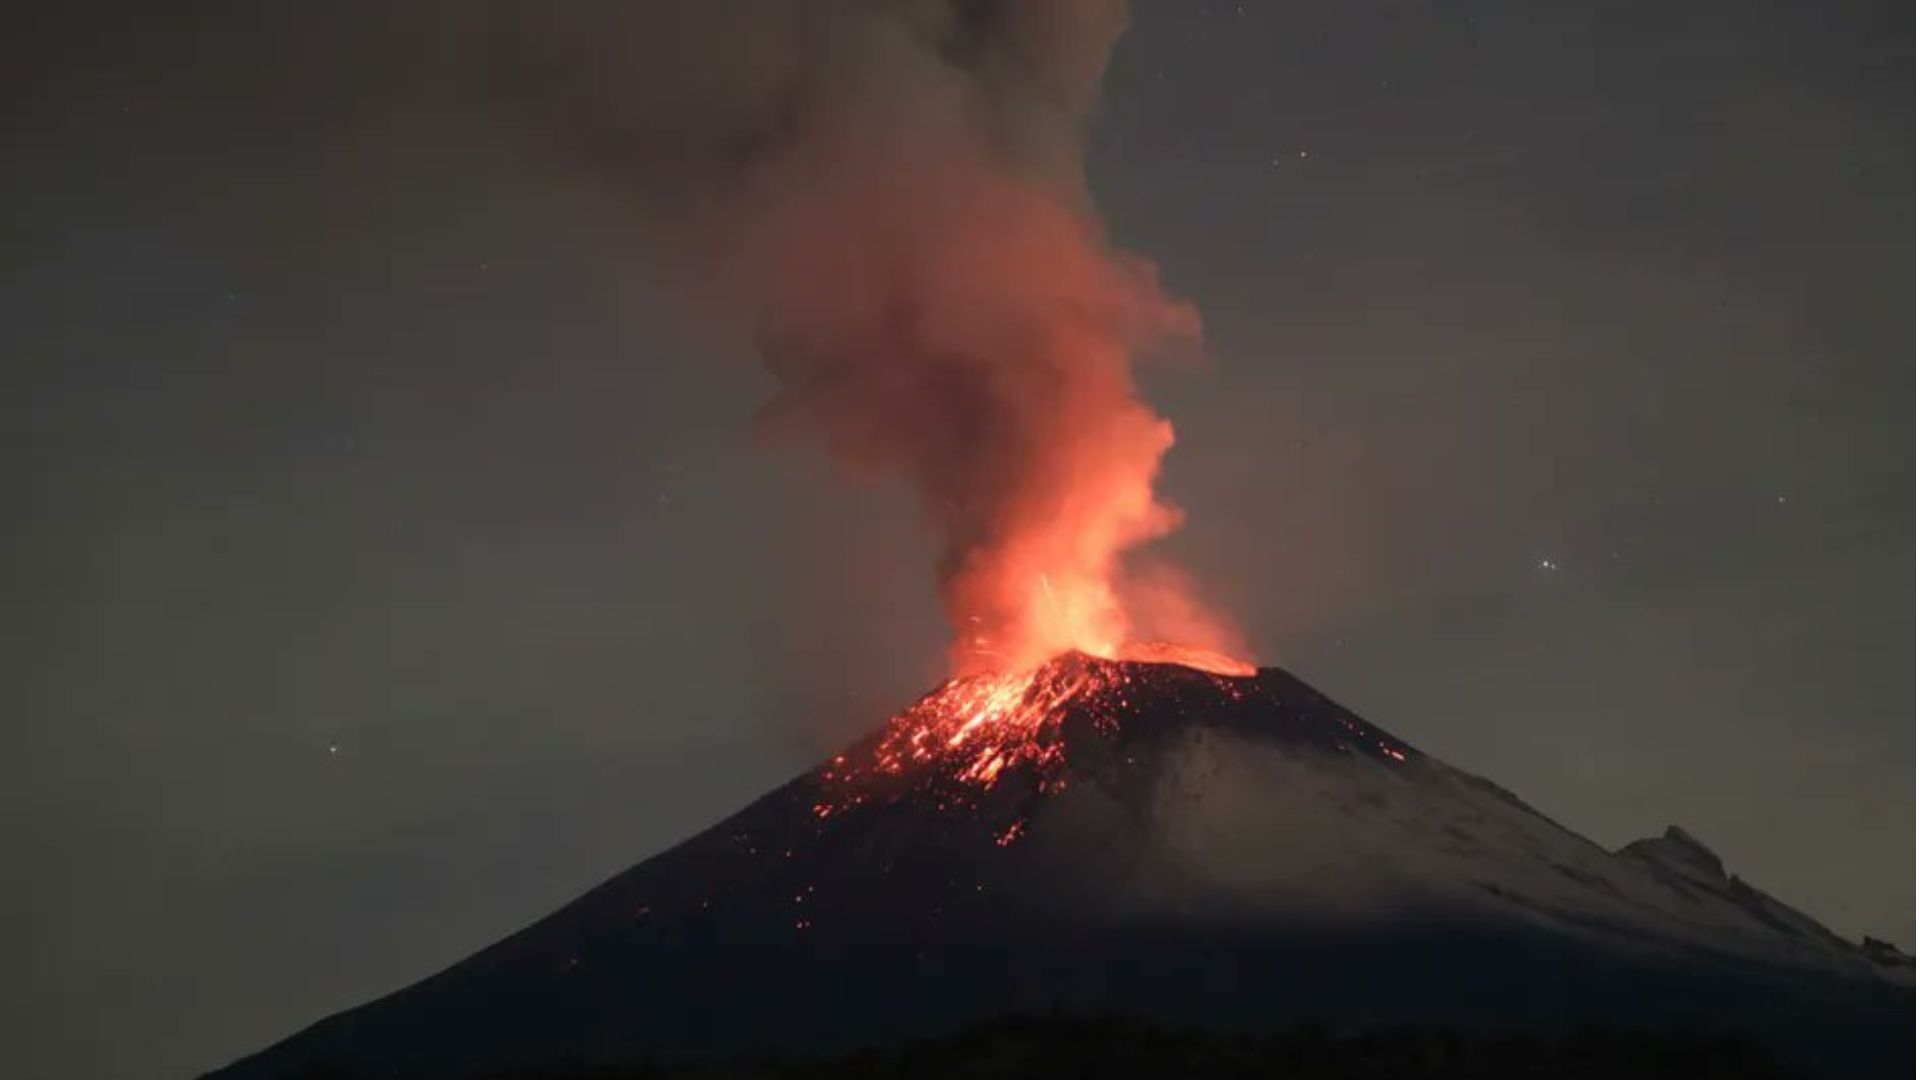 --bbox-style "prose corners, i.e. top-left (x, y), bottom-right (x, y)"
top-left (814, 648), bottom-right (1259, 828)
